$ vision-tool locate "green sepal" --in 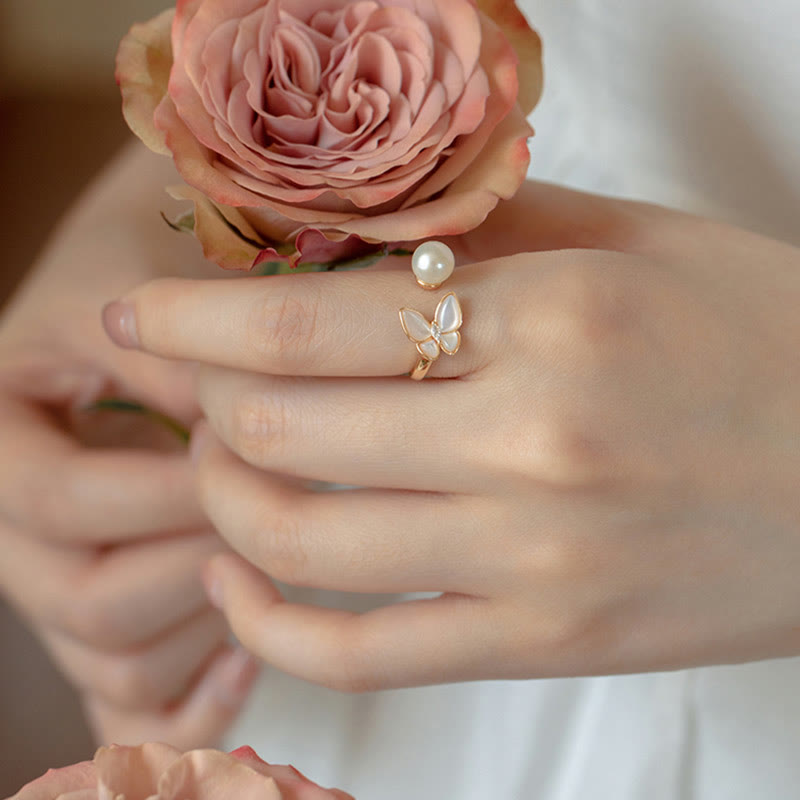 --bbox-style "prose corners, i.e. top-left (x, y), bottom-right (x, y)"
top-left (161, 210), bottom-right (195, 235)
